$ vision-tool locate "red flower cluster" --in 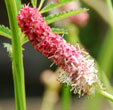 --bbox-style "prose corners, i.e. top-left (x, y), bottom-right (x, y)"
top-left (17, 6), bottom-right (99, 96)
